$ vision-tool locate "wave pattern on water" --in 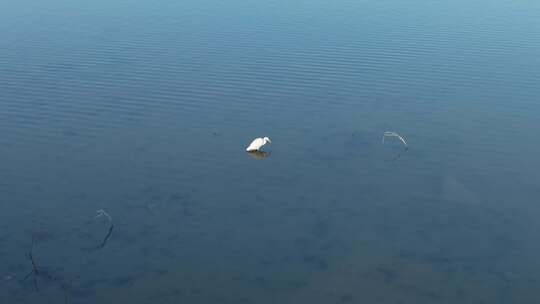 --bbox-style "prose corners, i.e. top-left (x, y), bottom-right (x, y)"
top-left (1, 0), bottom-right (540, 303)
